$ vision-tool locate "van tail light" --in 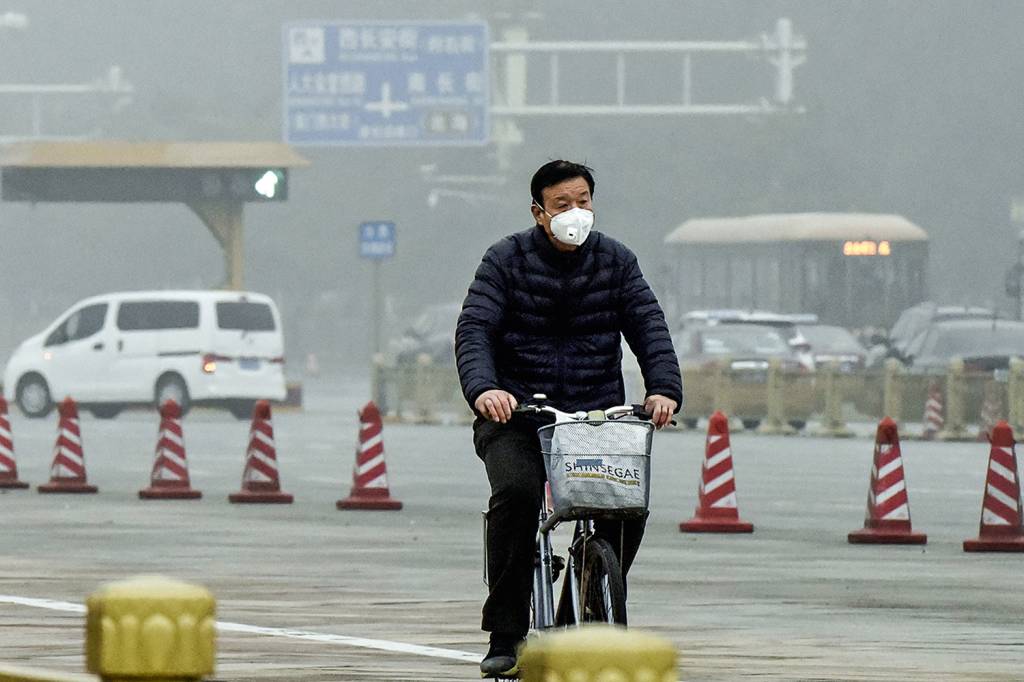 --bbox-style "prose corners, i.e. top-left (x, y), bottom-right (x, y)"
top-left (202, 353), bottom-right (231, 374)
top-left (270, 356), bottom-right (285, 364)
